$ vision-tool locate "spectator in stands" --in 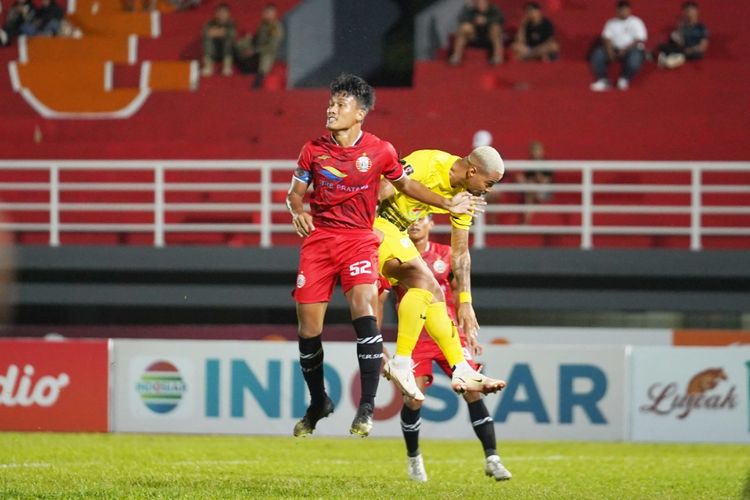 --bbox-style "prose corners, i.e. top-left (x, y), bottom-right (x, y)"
top-left (234, 3), bottom-right (284, 89)
top-left (201, 2), bottom-right (237, 77)
top-left (21, 0), bottom-right (64, 36)
top-left (656, 1), bottom-right (708, 69)
top-left (511, 1), bottom-right (559, 62)
top-left (589, 1), bottom-right (647, 92)
top-left (449, 0), bottom-right (505, 66)
top-left (1, 0), bottom-right (35, 45)
top-left (515, 140), bottom-right (552, 224)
